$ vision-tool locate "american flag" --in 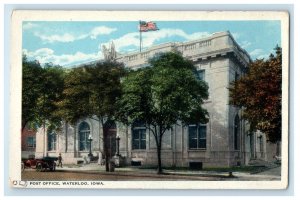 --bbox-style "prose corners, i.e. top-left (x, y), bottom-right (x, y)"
top-left (139, 21), bottom-right (159, 32)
